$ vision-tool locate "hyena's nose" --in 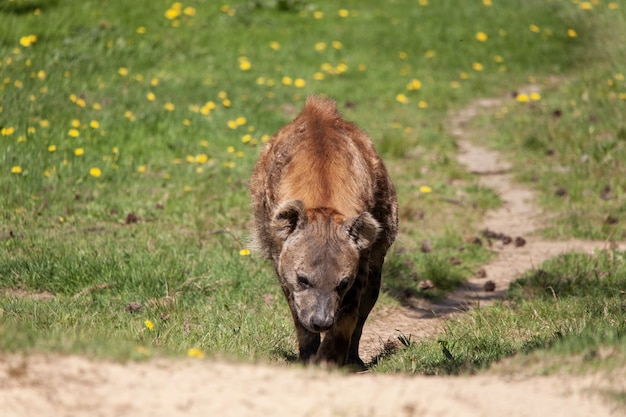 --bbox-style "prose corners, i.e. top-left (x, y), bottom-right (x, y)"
top-left (310, 314), bottom-right (334, 332)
